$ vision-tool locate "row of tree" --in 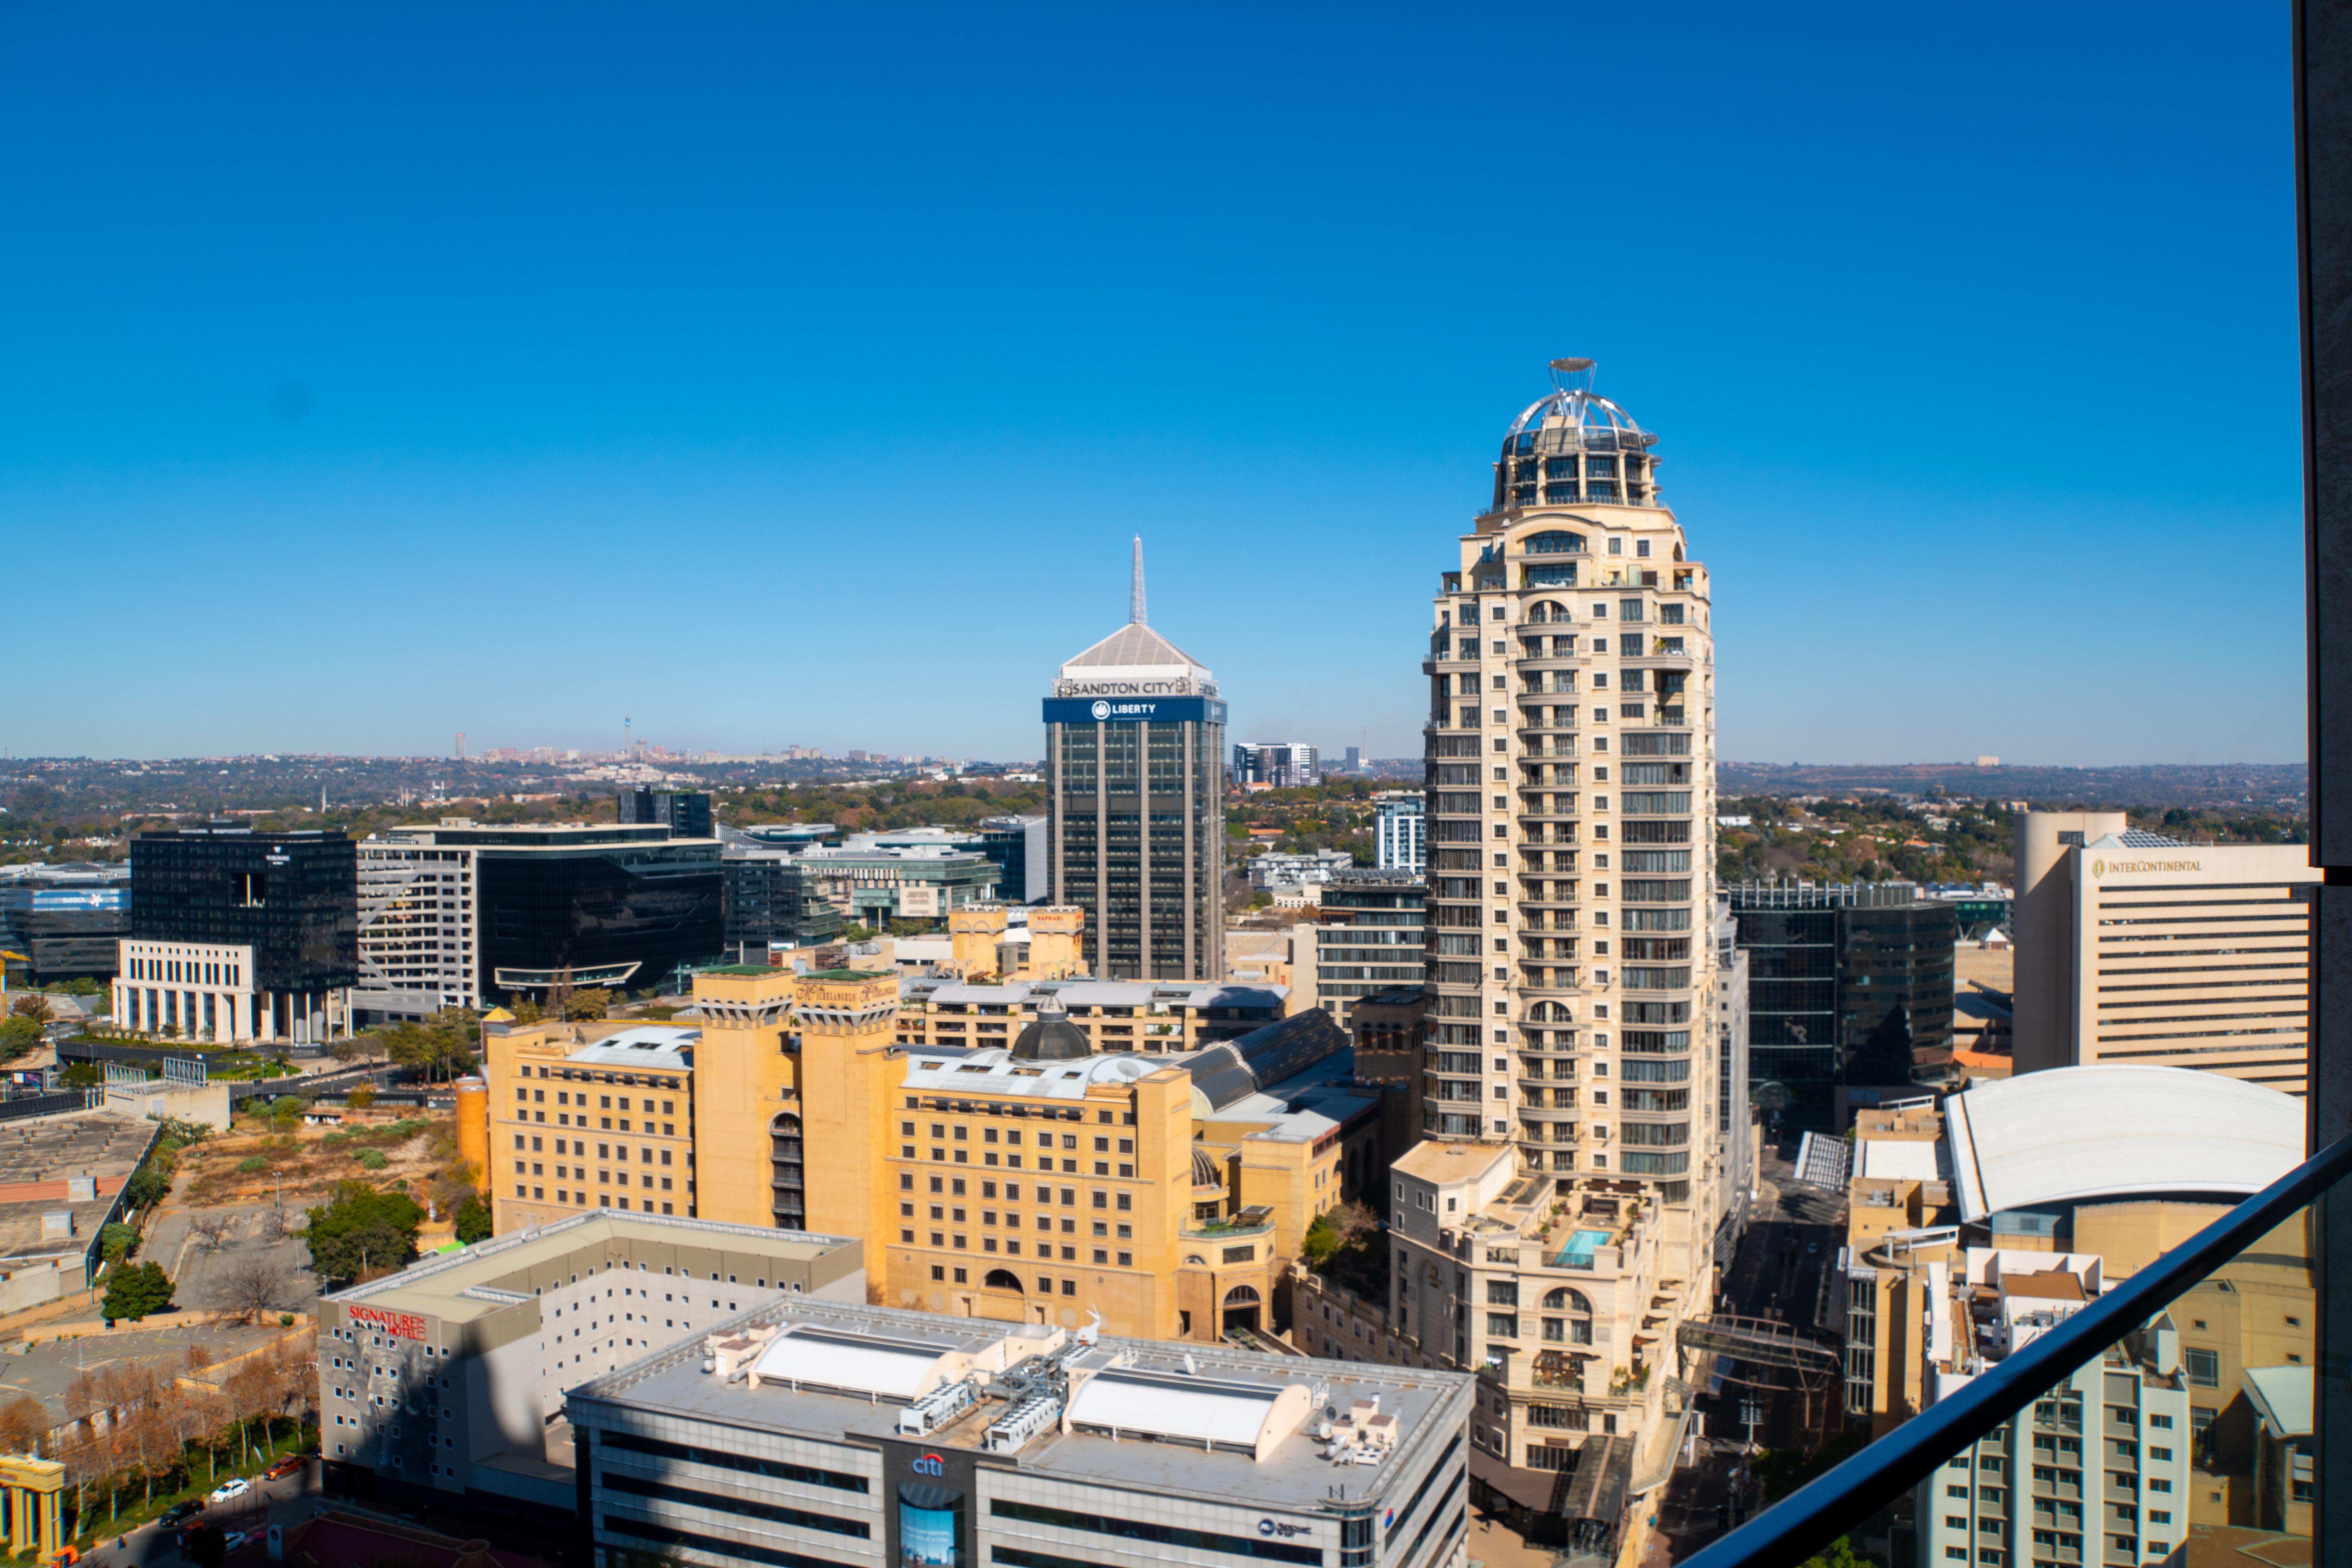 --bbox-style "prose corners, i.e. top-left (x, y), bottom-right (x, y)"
top-left (22, 1338), bottom-right (317, 1537)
